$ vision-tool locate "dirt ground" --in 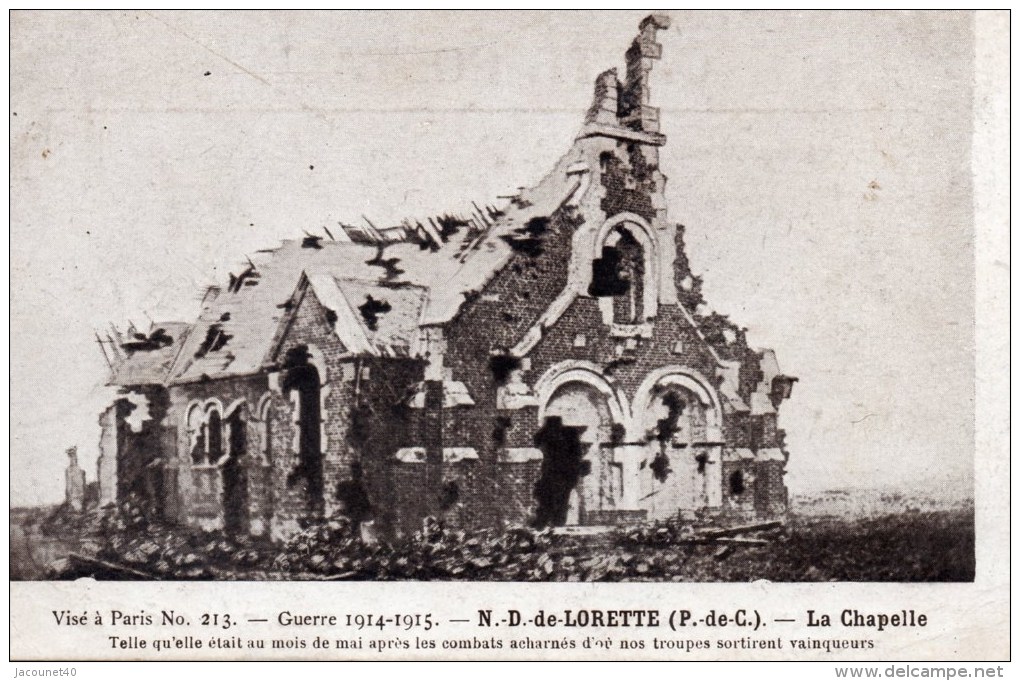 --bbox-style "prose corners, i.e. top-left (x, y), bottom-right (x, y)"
top-left (10, 506), bottom-right (78, 580)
